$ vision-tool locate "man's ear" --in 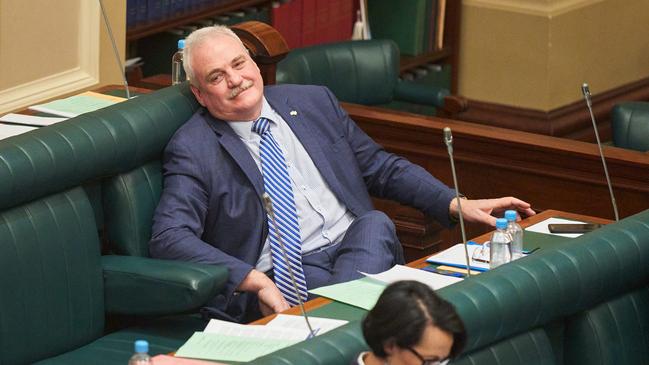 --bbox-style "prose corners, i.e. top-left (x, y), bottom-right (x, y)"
top-left (190, 84), bottom-right (206, 107)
